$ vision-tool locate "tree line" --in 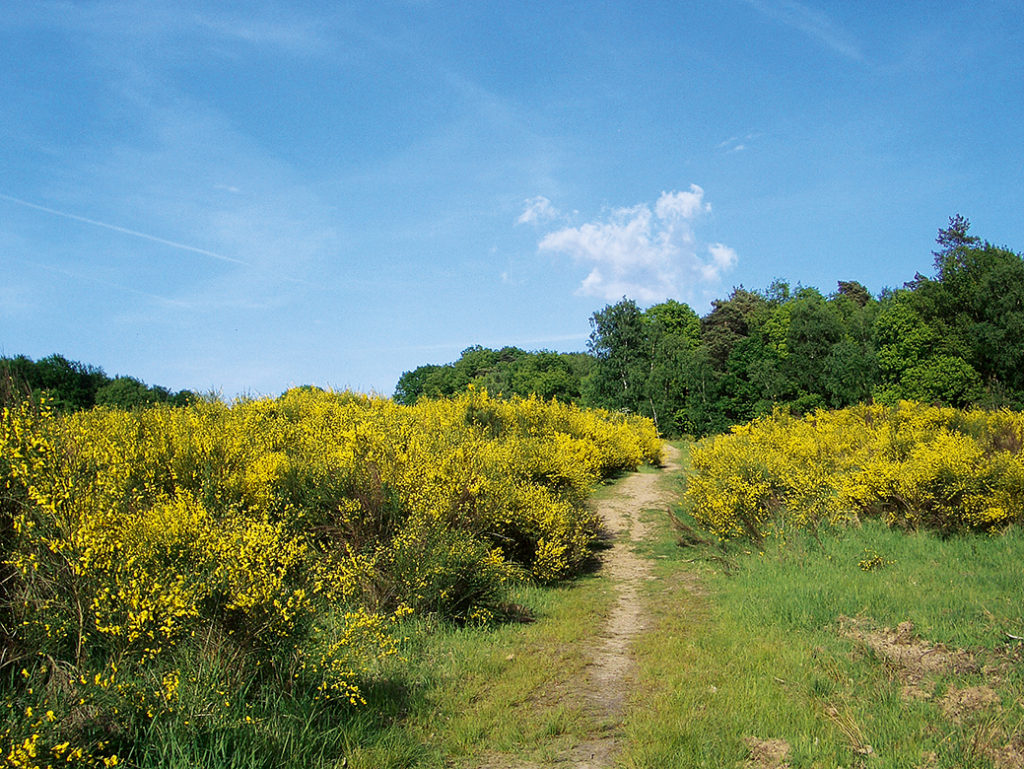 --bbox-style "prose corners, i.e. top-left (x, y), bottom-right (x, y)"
top-left (393, 346), bottom-right (595, 405)
top-left (0, 353), bottom-right (197, 411)
top-left (396, 216), bottom-right (1024, 436)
